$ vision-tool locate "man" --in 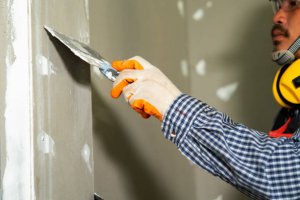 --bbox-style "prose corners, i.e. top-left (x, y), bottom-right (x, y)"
top-left (111, 0), bottom-right (300, 199)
